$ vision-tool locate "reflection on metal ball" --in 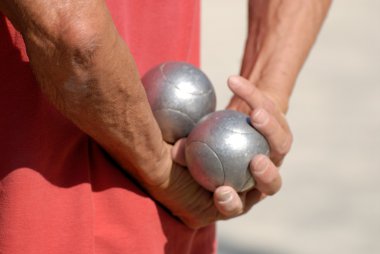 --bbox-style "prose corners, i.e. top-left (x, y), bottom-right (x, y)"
top-left (142, 62), bottom-right (216, 143)
top-left (185, 110), bottom-right (270, 192)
